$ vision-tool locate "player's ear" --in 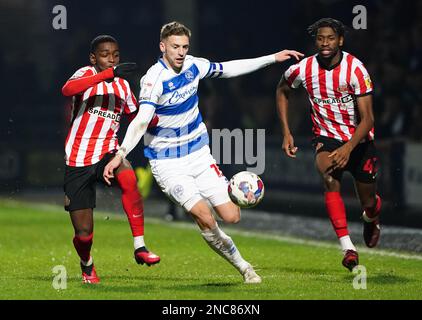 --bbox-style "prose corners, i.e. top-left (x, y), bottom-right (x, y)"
top-left (159, 41), bottom-right (165, 54)
top-left (89, 53), bottom-right (96, 65)
top-left (339, 36), bottom-right (344, 47)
